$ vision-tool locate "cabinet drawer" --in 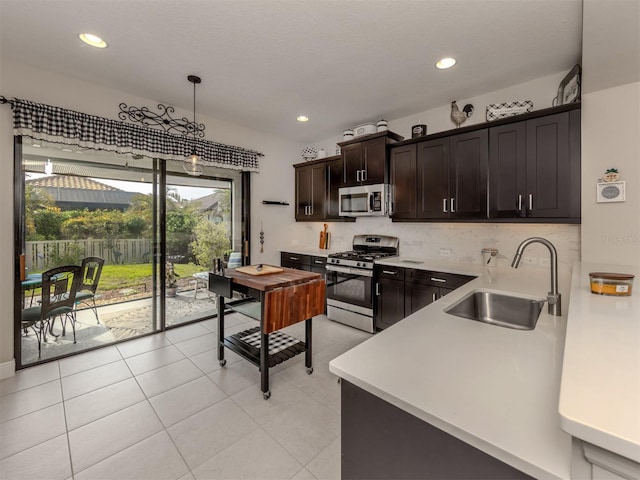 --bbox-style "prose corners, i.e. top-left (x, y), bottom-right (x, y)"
top-left (375, 265), bottom-right (405, 281)
top-left (311, 256), bottom-right (327, 268)
top-left (280, 252), bottom-right (311, 266)
top-left (406, 269), bottom-right (474, 289)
